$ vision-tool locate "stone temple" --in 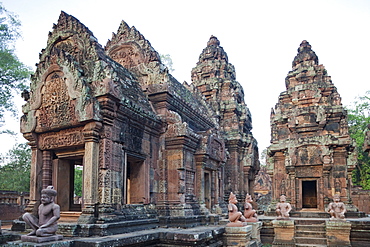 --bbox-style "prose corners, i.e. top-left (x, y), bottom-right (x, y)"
top-left (19, 11), bottom-right (259, 232)
top-left (267, 40), bottom-right (357, 213)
